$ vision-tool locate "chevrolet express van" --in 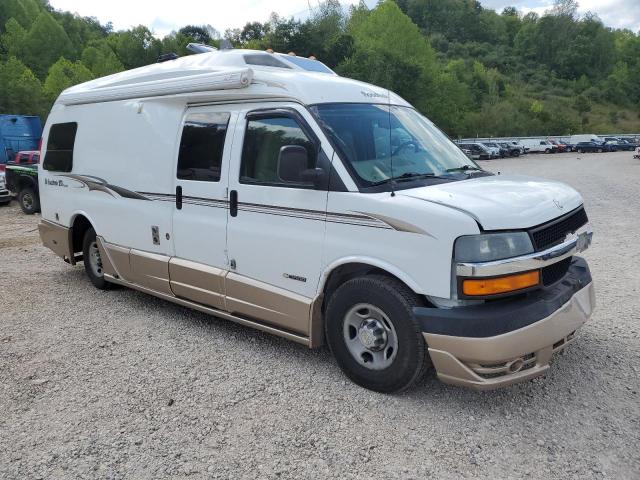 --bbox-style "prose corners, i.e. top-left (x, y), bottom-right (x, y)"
top-left (38, 49), bottom-right (594, 392)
